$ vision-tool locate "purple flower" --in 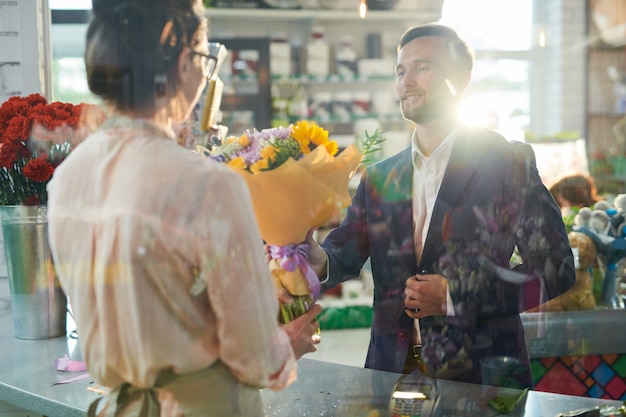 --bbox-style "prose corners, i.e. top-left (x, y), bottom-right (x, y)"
top-left (210, 154), bottom-right (226, 163)
top-left (236, 138), bottom-right (263, 165)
